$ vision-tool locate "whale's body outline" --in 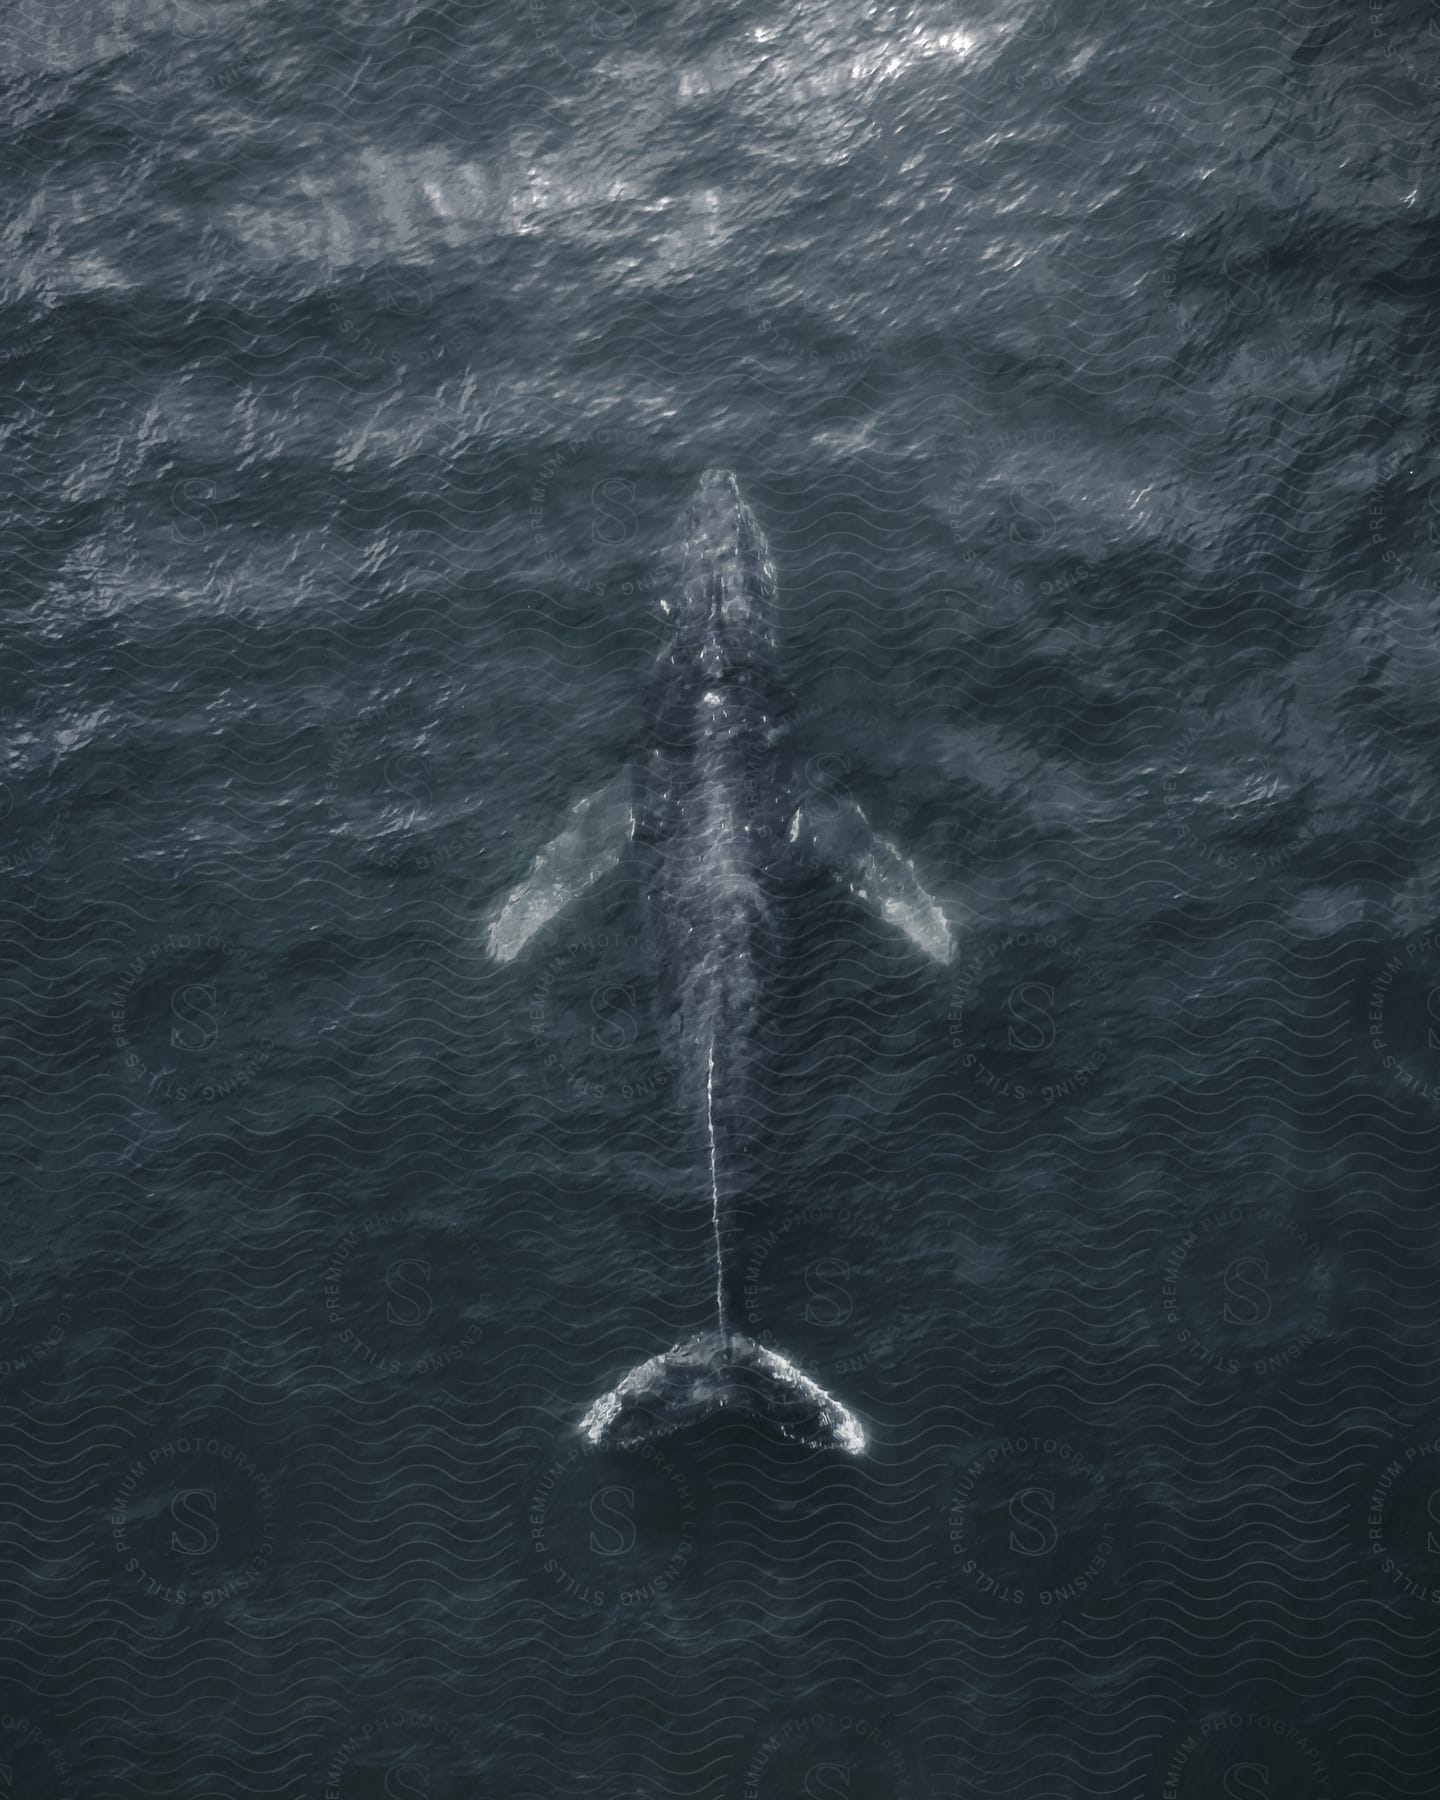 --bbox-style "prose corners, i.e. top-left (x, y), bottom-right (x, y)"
top-left (487, 470), bottom-right (953, 1454)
